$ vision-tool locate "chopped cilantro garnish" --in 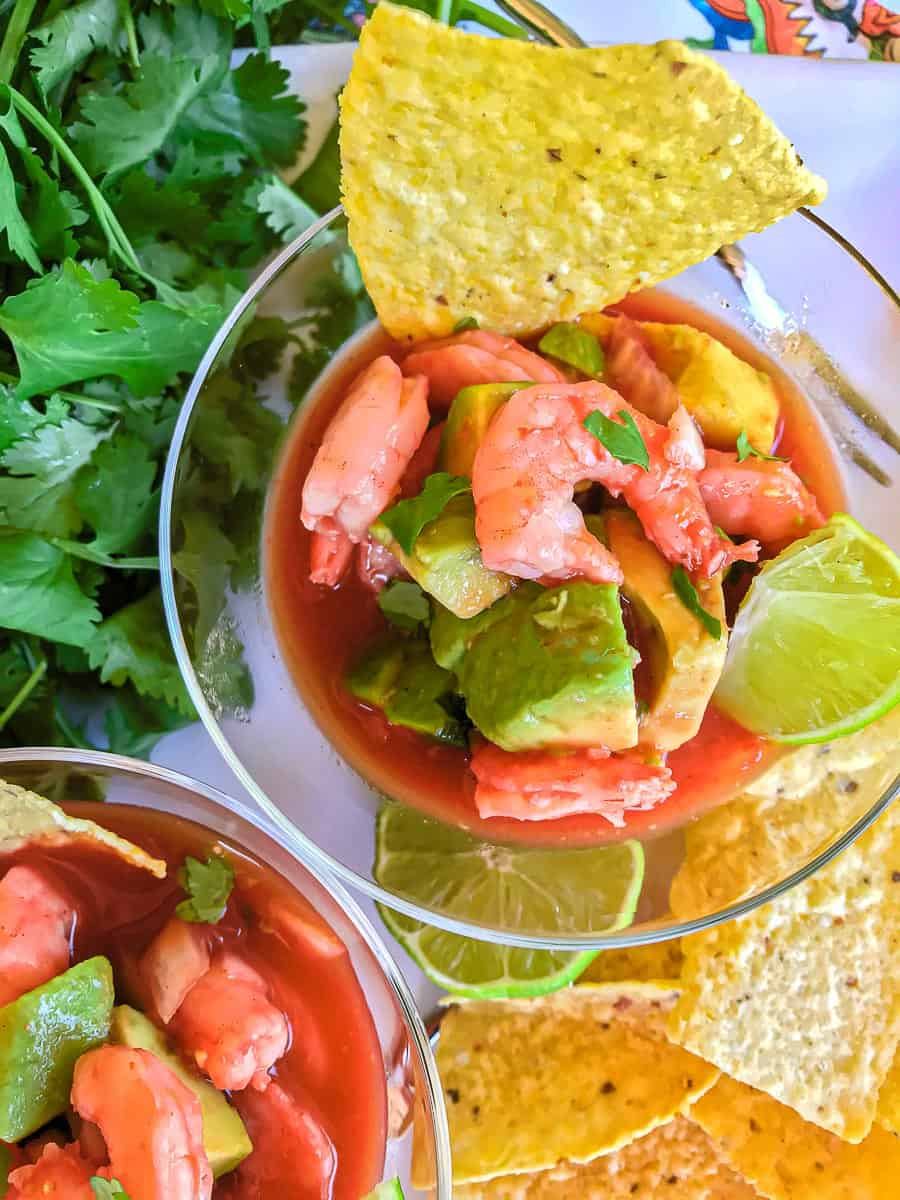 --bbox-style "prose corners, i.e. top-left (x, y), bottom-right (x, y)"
top-left (176, 853), bottom-right (235, 924)
top-left (736, 430), bottom-right (788, 463)
top-left (90, 1179), bottom-right (131, 1200)
top-left (539, 322), bottom-right (605, 377)
top-left (376, 473), bottom-right (471, 555)
top-left (583, 409), bottom-right (649, 470)
top-left (671, 566), bottom-right (722, 640)
top-left (453, 316), bottom-right (479, 332)
top-left (378, 581), bottom-right (431, 632)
